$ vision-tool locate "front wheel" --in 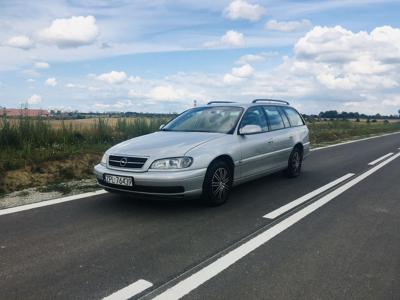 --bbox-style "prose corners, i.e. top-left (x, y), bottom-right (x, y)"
top-left (286, 147), bottom-right (303, 178)
top-left (202, 160), bottom-right (232, 206)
